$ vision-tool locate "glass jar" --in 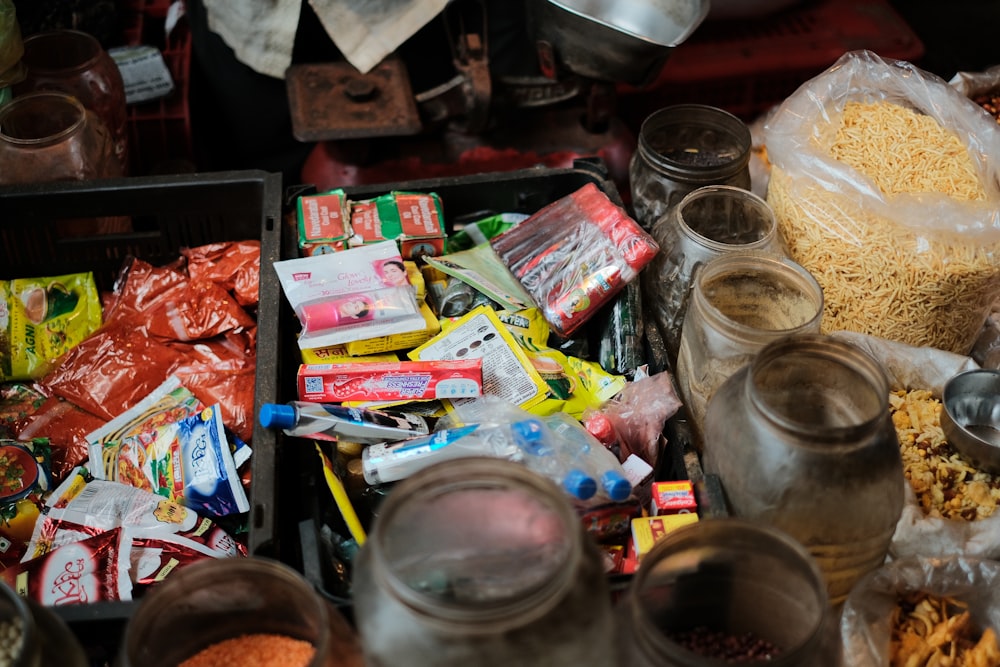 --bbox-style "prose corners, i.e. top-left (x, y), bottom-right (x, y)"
top-left (117, 557), bottom-right (364, 667)
top-left (351, 457), bottom-right (616, 667)
top-left (14, 29), bottom-right (128, 173)
top-left (642, 184), bottom-right (785, 362)
top-left (675, 251), bottom-right (823, 449)
top-left (617, 518), bottom-right (840, 667)
top-left (629, 104), bottom-right (751, 229)
top-left (0, 579), bottom-right (88, 667)
top-left (0, 90), bottom-right (119, 184)
top-left (701, 334), bottom-right (905, 605)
